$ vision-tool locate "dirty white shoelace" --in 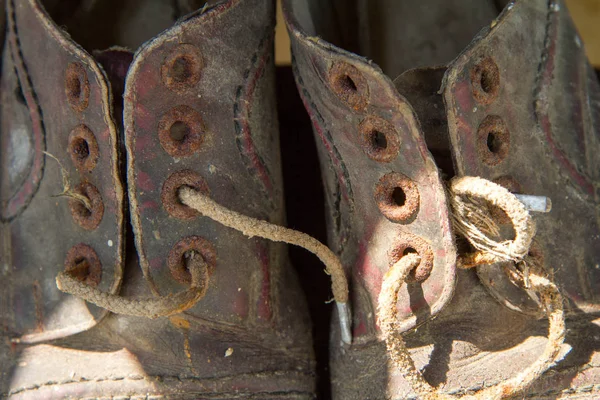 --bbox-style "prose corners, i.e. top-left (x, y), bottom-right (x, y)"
top-left (56, 175), bottom-right (565, 400)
